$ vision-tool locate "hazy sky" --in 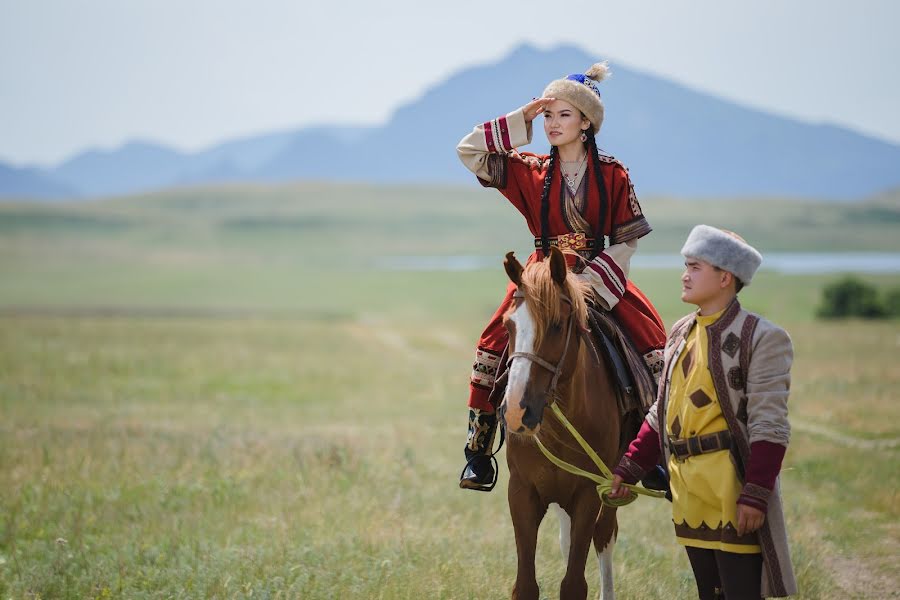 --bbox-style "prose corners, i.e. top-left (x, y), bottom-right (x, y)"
top-left (2, 0), bottom-right (898, 166)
